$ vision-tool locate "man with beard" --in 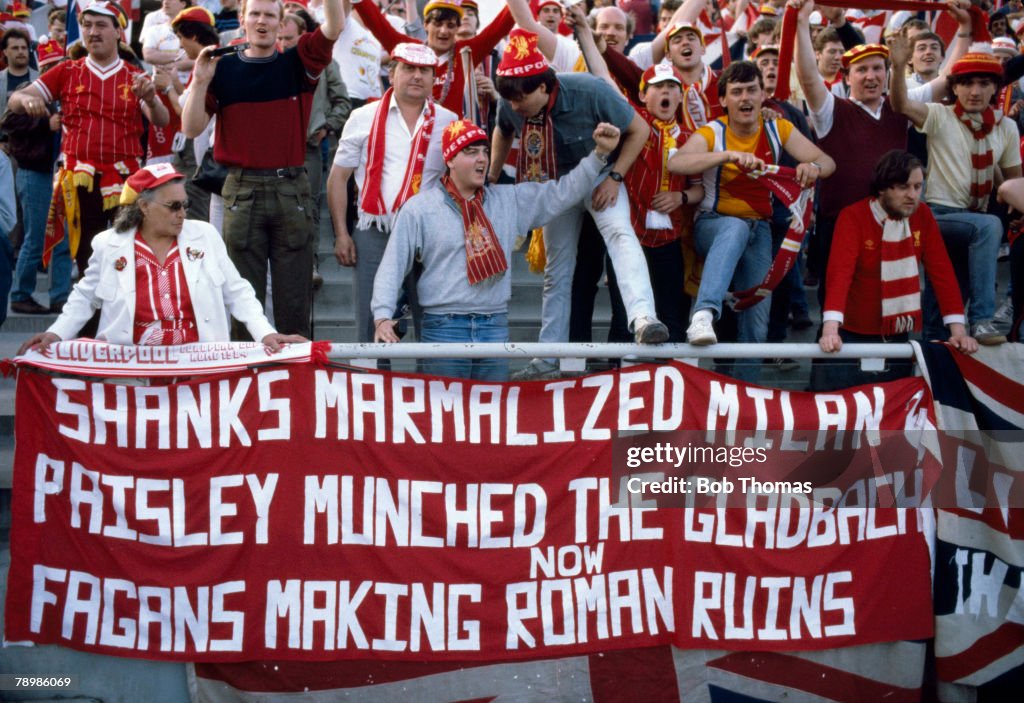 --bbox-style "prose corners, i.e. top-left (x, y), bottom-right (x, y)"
top-left (819, 150), bottom-right (976, 388)
top-left (670, 61), bottom-right (833, 380)
top-left (890, 43), bottom-right (1020, 345)
top-left (790, 0), bottom-right (973, 306)
top-left (0, 29), bottom-right (35, 115)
